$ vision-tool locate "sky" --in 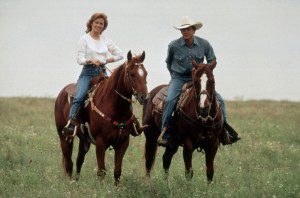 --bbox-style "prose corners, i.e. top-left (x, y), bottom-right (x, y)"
top-left (0, 0), bottom-right (299, 101)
